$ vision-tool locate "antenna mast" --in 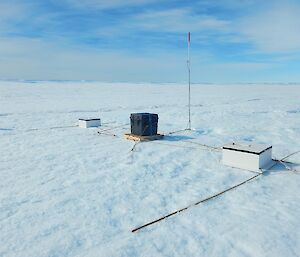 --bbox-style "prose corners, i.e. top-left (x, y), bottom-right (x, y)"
top-left (187, 32), bottom-right (191, 130)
